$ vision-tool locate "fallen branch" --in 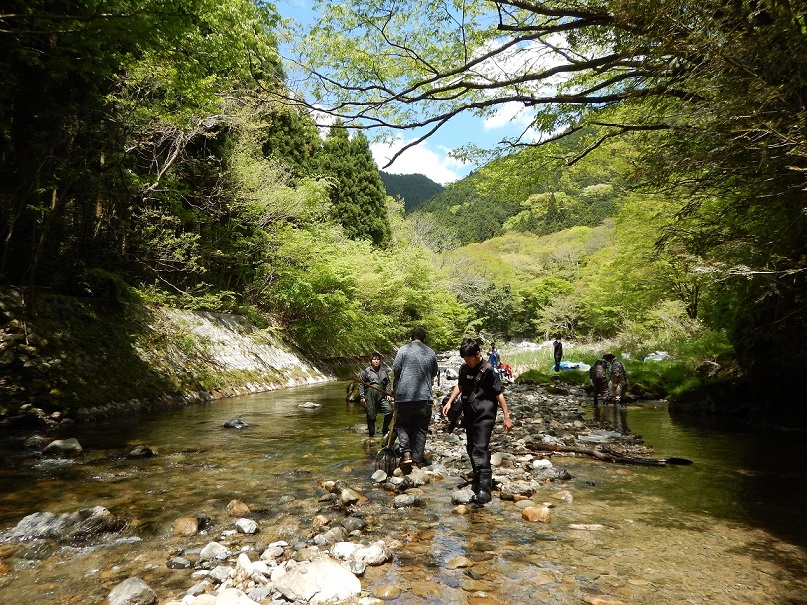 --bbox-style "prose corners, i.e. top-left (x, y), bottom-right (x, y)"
top-left (526, 442), bottom-right (691, 466)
